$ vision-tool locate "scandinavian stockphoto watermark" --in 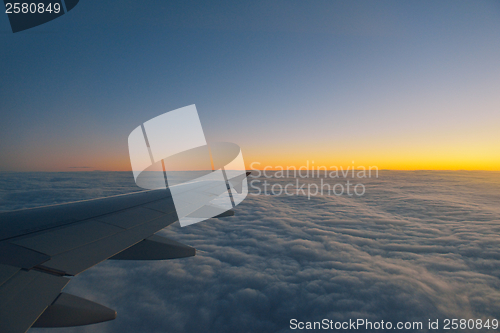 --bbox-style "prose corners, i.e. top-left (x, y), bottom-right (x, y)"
top-left (248, 161), bottom-right (378, 199)
top-left (127, 105), bottom-right (248, 227)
